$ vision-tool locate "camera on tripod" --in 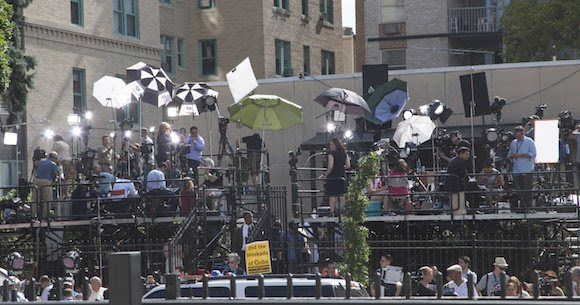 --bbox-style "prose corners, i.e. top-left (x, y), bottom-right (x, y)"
top-left (218, 117), bottom-right (229, 134)
top-left (558, 110), bottom-right (577, 134)
top-left (434, 133), bottom-right (453, 151)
